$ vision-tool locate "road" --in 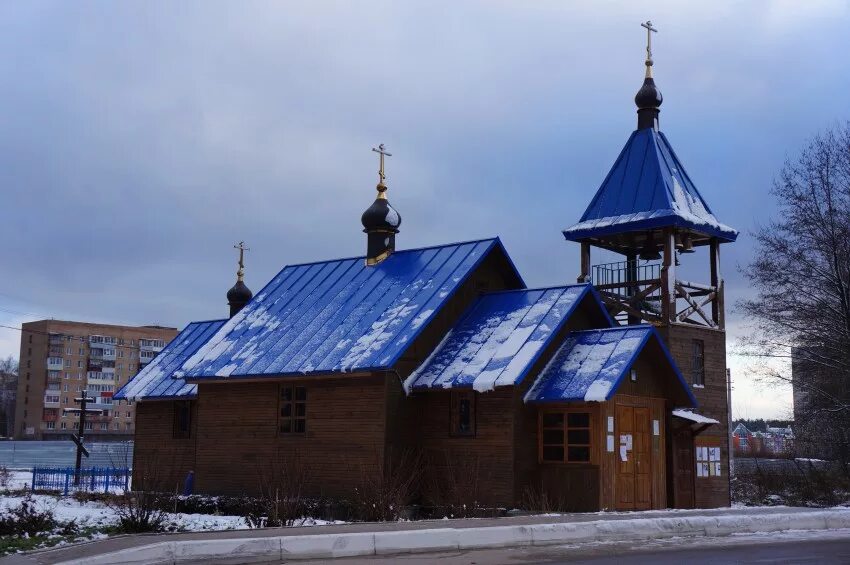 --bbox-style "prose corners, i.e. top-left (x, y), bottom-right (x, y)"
top-left (308, 531), bottom-right (850, 565)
